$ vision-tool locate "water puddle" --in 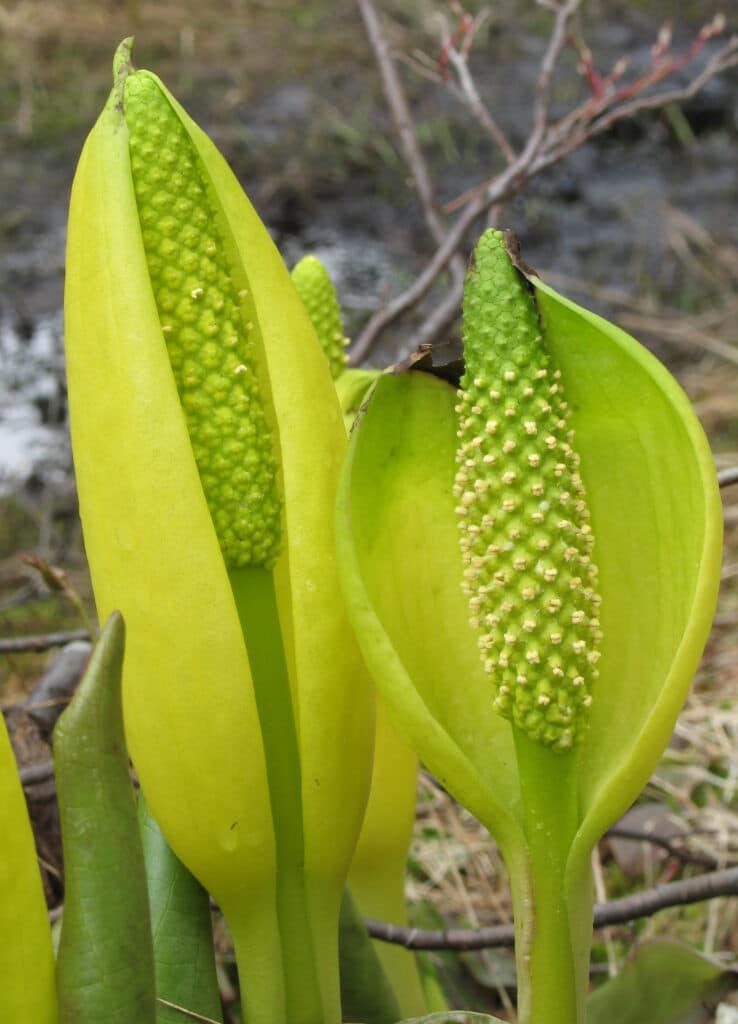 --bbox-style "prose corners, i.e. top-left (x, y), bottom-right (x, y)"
top-left (0, 313), bottom-right (70, 494)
